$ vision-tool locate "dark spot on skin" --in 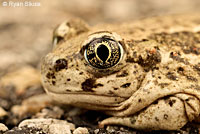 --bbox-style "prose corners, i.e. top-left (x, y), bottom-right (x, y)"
top-left (66, 89), bottom-right (71, 92)
top-left (142, 39), bottom-right (149, 41)
top-left (153, 79), bottom-right (158, 85)
top-left (116, 70), bottom-right (129, 77)
top-left (126, 56), bottom-right (135, 63)
top-left (194, 64), bottom-right (200, 71)
top-left (194, 64), bottom-right (200, 75)
top-left (81, 78), bottom-right (103, 92)
top-left (54, 59), bottom-right (68, 72)
top-left (189, 84), bottom-right (200, 90)
top-left (138, 98), bottom-right (142, 103)
top-left (134, 65), bottom-right (137, 68)
top-left (67, 79), bottom-right (71, 81)
top-left (46, 72), bottom-right (55, 79)
top-left (113, 87), bottom-right (118, 90)
top-left (159, 83), bottom-right (169, 88)
top-left (94, 83), bottom-right (104, 88)
top-left (183, 46), bottom-right (200, 55)
top-left (126, 51), bottom-right (137, 63)
top-left (177, 66), bottom-right (198, 82)
top-left (108, 90), bottom-right (114, 95)
top-left (152, 100), bottom-right (159, 105)
top-left (46, 74), bottom-right (51, 79)
top-left (186, 76), bottom-right (198, 82)
top-left (177, 67), bottom-right (184, 72)
top-left (136, 75), bottom-right (145, 90)
top-left (155, 117), bottom-right (159, 121)
top-left (168, 99), bottom-right (176, 107)
top-left (164, 114), bottom-right (168, 120)
top-left (117, 63), bottom-right (123, 66)
top-left (120, 83), bottom-right (131, 88)
top-left (165, 66), bottom-right (169, 70)
top-left (137, 48), bottom-right (161, 68)
top-left (81, 78), bottom-right (95, 92)
top-left (167, 72), bottom-right (178, 81)
top-left (194, 85), bottom-right (200, 90)
top-left (153, 66), bottom-right (159, 70)
top-left (133, 71), bottom-right (137, 74)
top-left (133, 51), bottom-right (137, 58)
top-left (185, 98), bottom-right (190, 101)
top-left (107, 80), bottom-right (114, 83)
top-left (130, 118), bottom-right (136, 124)
top-left (169, 52), bottom-right (189, 64)
top-left (79, 72), bottom-right (83, 75)
top-left (158, 76), bottom-right (161, 79)
top-left (52, 81), bottom-right (56, 85)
